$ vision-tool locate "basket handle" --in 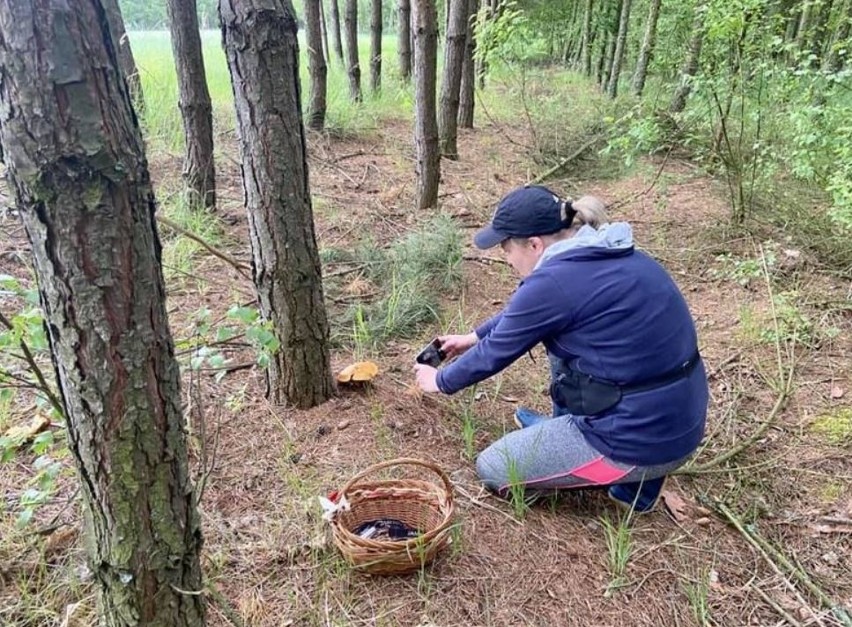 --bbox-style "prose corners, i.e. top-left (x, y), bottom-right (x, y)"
top-left (339, 457), bottom-right (454, 503)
